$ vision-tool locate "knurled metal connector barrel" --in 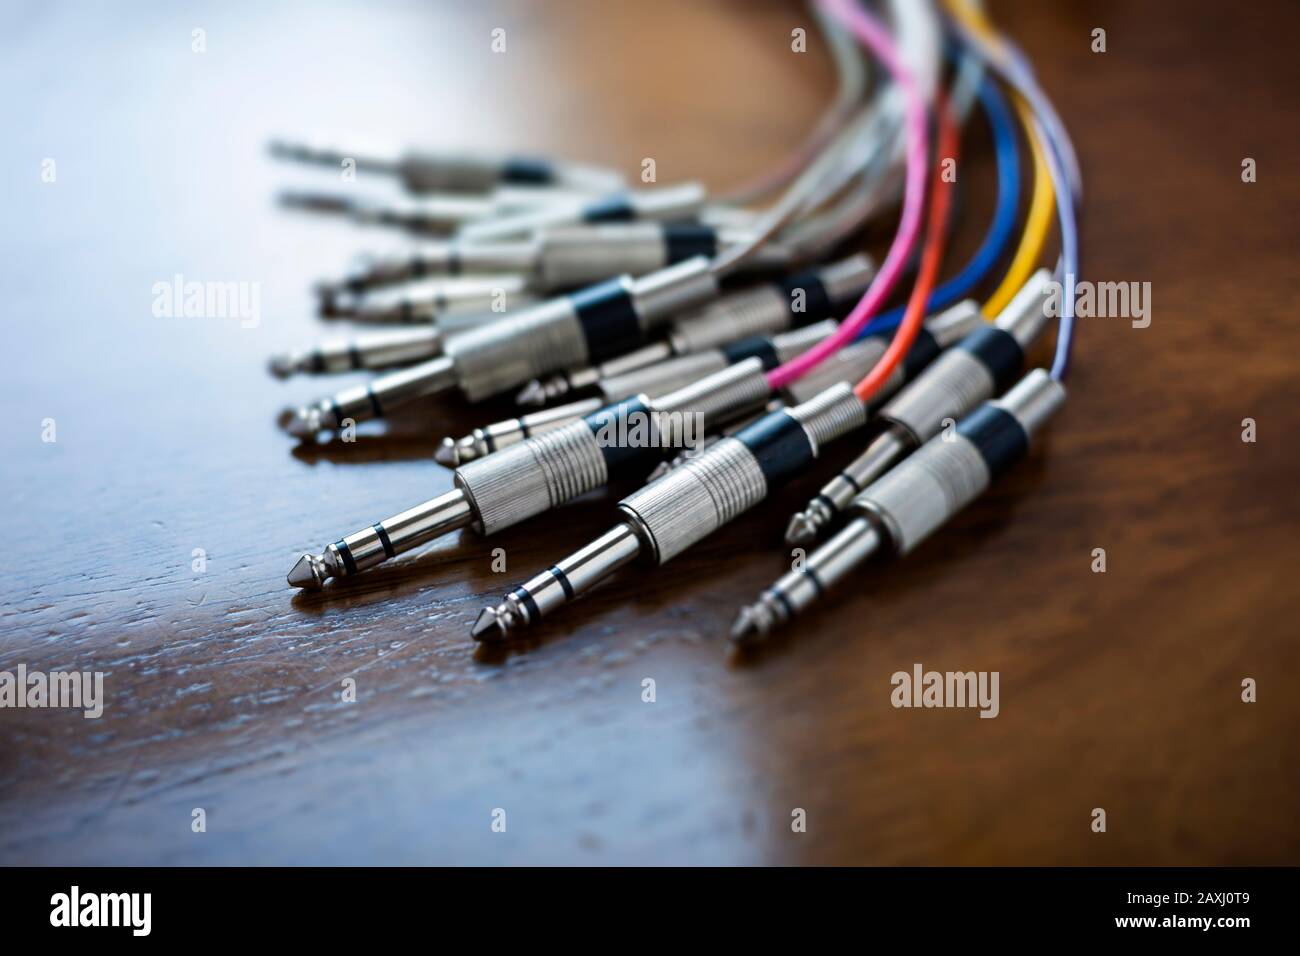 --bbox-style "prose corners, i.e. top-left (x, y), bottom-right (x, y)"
top-left (455, 417), bottom-right (612, 535)
top-left (458, 182), bottom-right (707, 243)
top-left (622, 383), bottom-right (867, 565)
top-left (268, 326), bottom-right (446, 378)
top-left (850, 368), bottom-right (1066, 555)
top-left (784, 274), bottom-right (1056, 546)
top-left (451, 360), bottom-right (780, 538)
top-left (468, 383), bottom-right (870, 639)
top-left (733, 369), bottom-right (1067, 646)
